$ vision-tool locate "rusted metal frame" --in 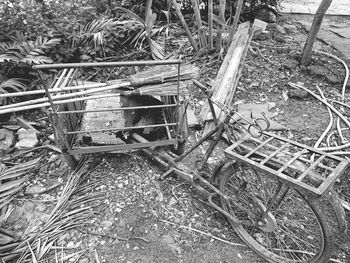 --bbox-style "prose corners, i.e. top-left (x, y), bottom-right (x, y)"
top-left (260, 143), bottom-right (290, 165)
top-left (174, 121), bottom-right (224, 163)
top-left (64, 123), bottom-right (177, 135)
top-left (175, 63), bottom-right (181, 141)
top-left (69, 139), bottom-right (178, 155)
top-left (201, 124), bottom-right (226, 169)
top-left (297, 155), bottom-right (326, 182)
top-left (244, 137), bottom-right (275, 158)
top-left (208, 193), bottom-right (255, 227)
top-left (33, 60), bottom-right (181, 70)
top-left (262, 131), bottom-right (345, 162)
top-left (277, 149), bottom-right (309, 174)
top-left (248, 136), bottom-right (335, 172)
top-left (258, 180), bottom-right (284, 219)
top-left (230, 143), bottom-right (306, 176)
top-left (162, 108), bottom-right (172, 140)
top-left (226, 149), bottom-right (324, 195)
top-left (56, 104), bottom-right (177, 114)
top-left (318, 161), bottom-right (350, 194)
